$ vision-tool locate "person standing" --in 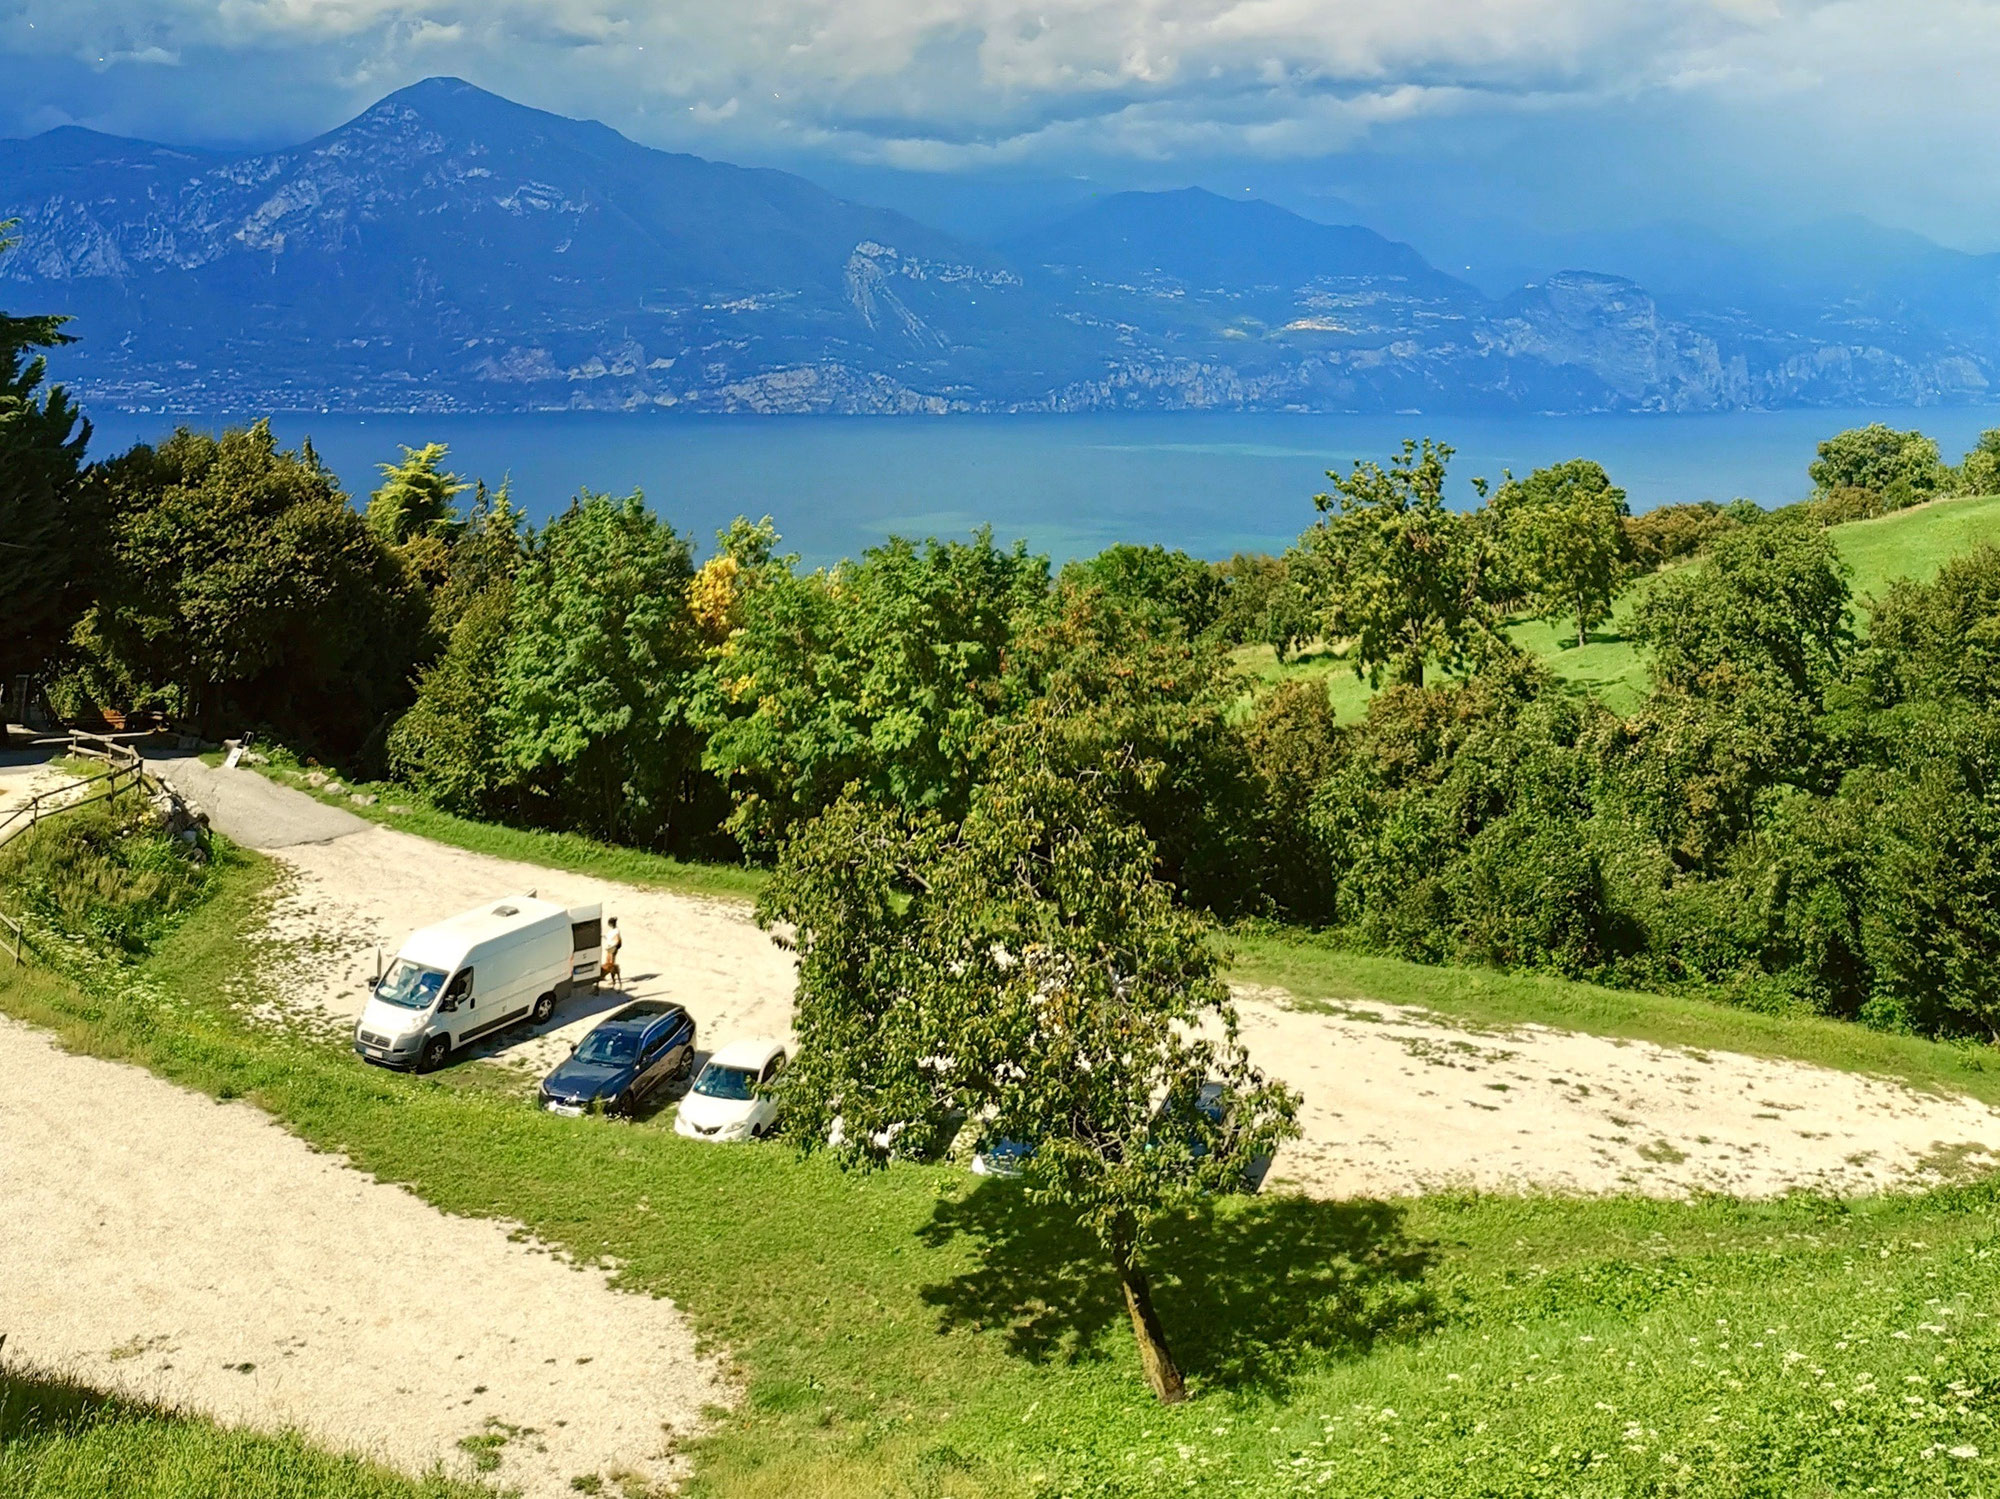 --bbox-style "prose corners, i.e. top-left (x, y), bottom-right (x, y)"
top-left (602, 916), bottom-right (623, 987)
